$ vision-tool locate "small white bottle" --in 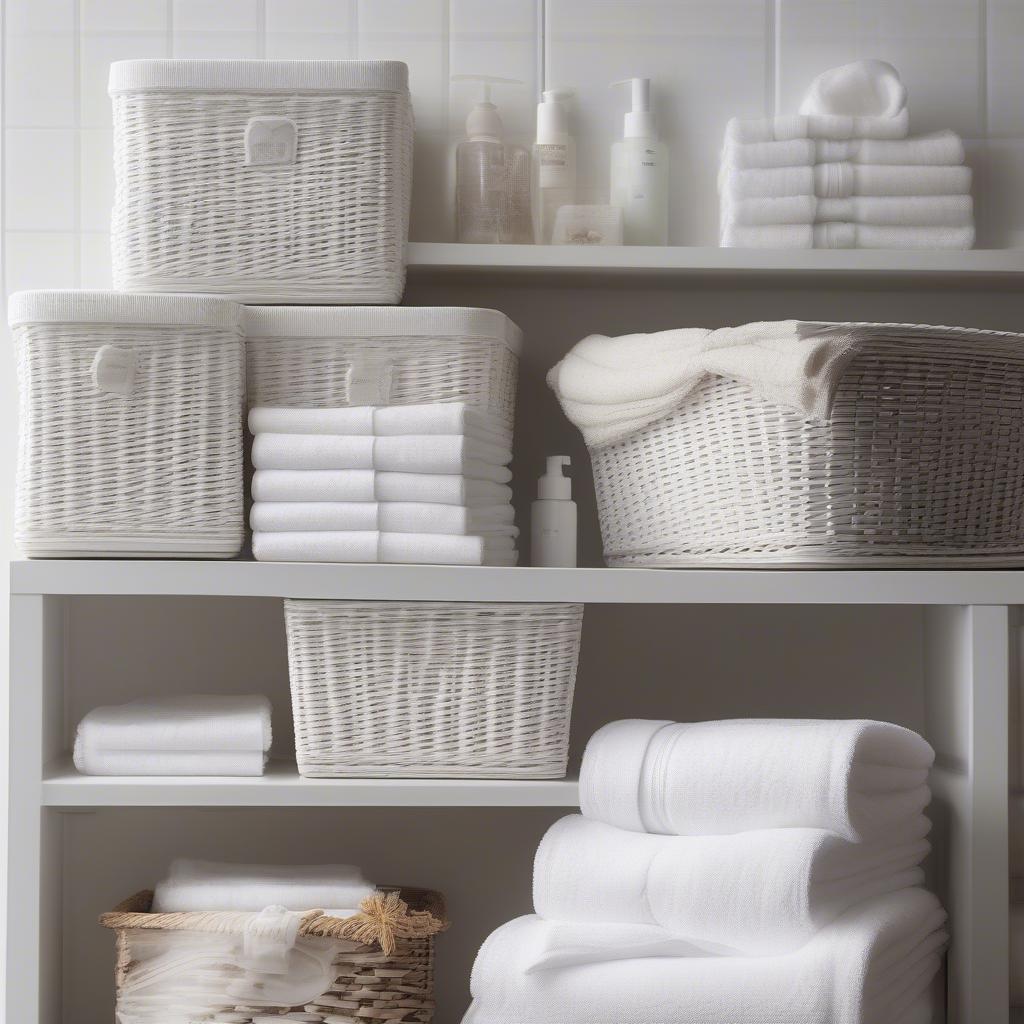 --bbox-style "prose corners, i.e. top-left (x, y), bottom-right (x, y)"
top-left (534, 88), bottom-right (576, 245)
top-left (531, 456), bottom-right (578, 568)
top-left (609, 77), bottom-right (669, 245)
